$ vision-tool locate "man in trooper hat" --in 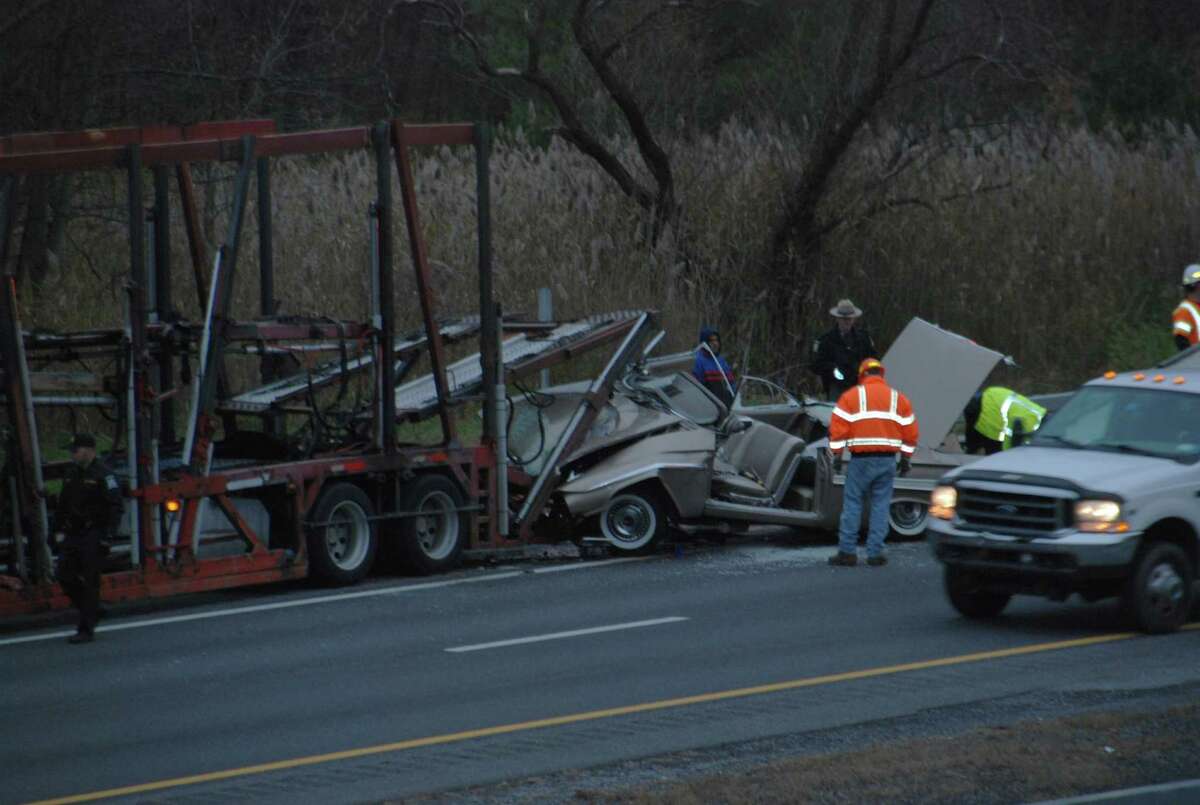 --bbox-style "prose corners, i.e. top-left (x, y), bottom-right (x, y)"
top-left (827, 358), bottom-right (919, 567)
top-left (1172, 263), bottom-right (1200, 352)
top-left (812, 298), bottom-right (877, 400)
top-left (54, 433), bottom-right (123, 644)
